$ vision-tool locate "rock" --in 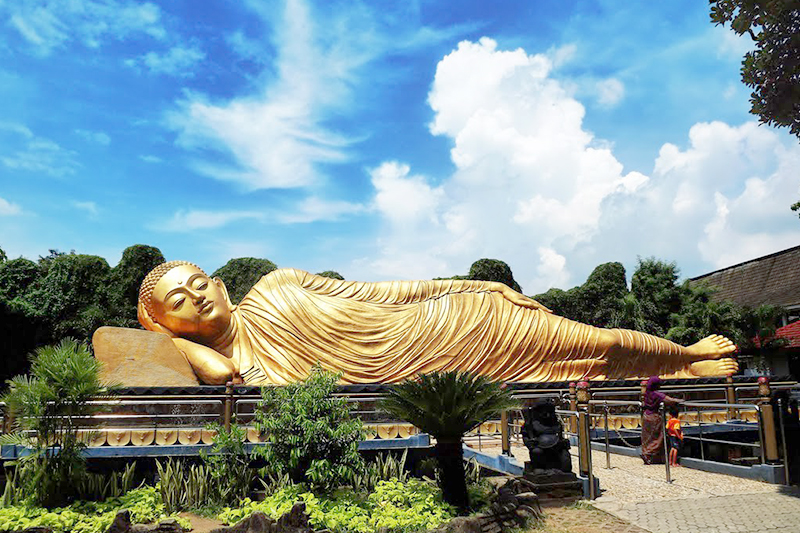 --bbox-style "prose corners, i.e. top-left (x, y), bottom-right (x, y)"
top-left (92, 327), bottom-right (200, 387)
top-left (277, 502), bottom-right (309, 530)
top-left (210, 504), bottom-right (313, 533)
top-left (104, 511), bottom-right (132, 533)
top-left (515, 492), bottom-right (539, 507)
top-left (439, 516), bottom-right (482, 533)
top-left (515, 504), bottom-right (542, 522)
top-left (130, 519), bottom-right (185, 532)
